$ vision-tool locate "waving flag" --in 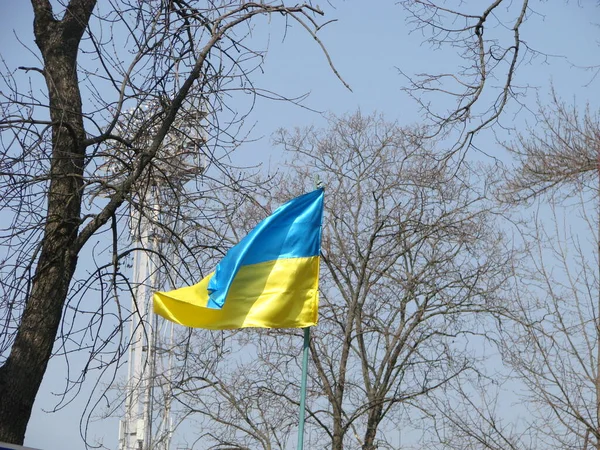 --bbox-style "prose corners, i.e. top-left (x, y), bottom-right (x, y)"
top-left (153, 189), bottom-right (324, 329)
